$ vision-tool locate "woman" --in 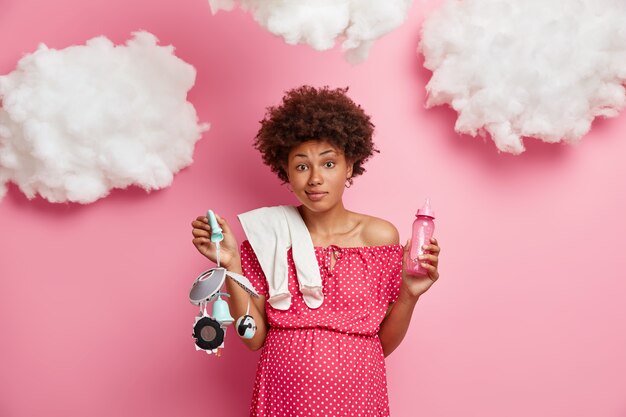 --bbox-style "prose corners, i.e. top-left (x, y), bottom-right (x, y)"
top-left (191, 85), bottom-right (441, 416)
